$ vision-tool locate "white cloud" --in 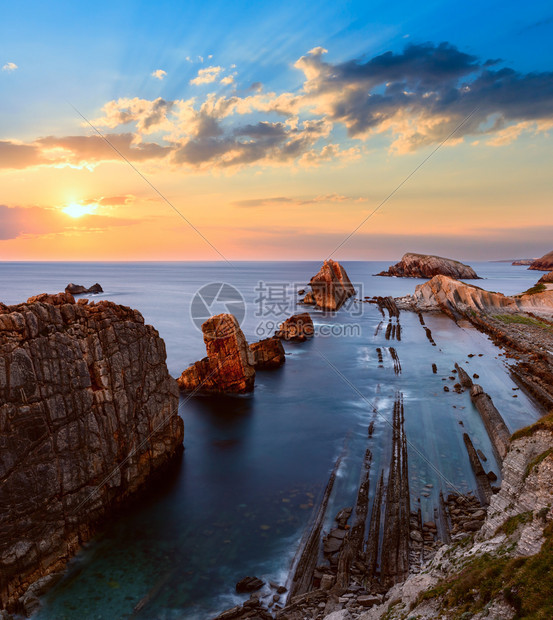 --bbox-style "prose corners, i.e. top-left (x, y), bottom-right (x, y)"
top-left (2, 62), bottom-right (18, 72)
top-left (220, 75), bottom-right (234, 85)
top-left (190, 66), bottom-right (223, 85)
top-left (151, 69), bottom-right (167, 80)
